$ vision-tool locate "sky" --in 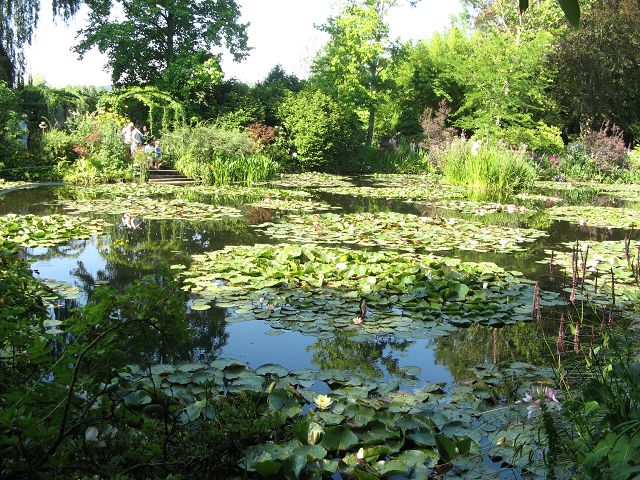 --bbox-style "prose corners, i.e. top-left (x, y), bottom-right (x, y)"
top-left (24, 0), bottom-right (462, 88)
